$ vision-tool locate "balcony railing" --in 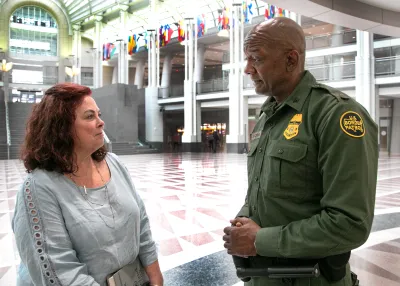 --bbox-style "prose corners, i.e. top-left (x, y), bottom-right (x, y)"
top-left (81, 76), bottom-right (94, 86)
top-left (158, 84), bottom-right (184, 99)
top-left (305, 30), bottom-right (356, 50)
top-left (9, 75), bottom-right (58, 85)
top-left (375, 56), bottom-right (400, 77)
top-left (307, 62), bottom-right (356, 82)
top-left (196, 78), bottom-right (229, 94)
